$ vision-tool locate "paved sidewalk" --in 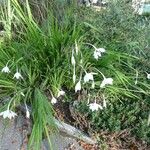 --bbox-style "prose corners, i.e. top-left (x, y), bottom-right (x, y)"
top-left (0, 115), bottom-right (83, 150)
